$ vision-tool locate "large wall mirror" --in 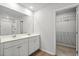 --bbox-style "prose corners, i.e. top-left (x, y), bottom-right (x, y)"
top-left (0, 16), bottom-right (25, 35)
top-left (0, 5), bottom-right (33, 36)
